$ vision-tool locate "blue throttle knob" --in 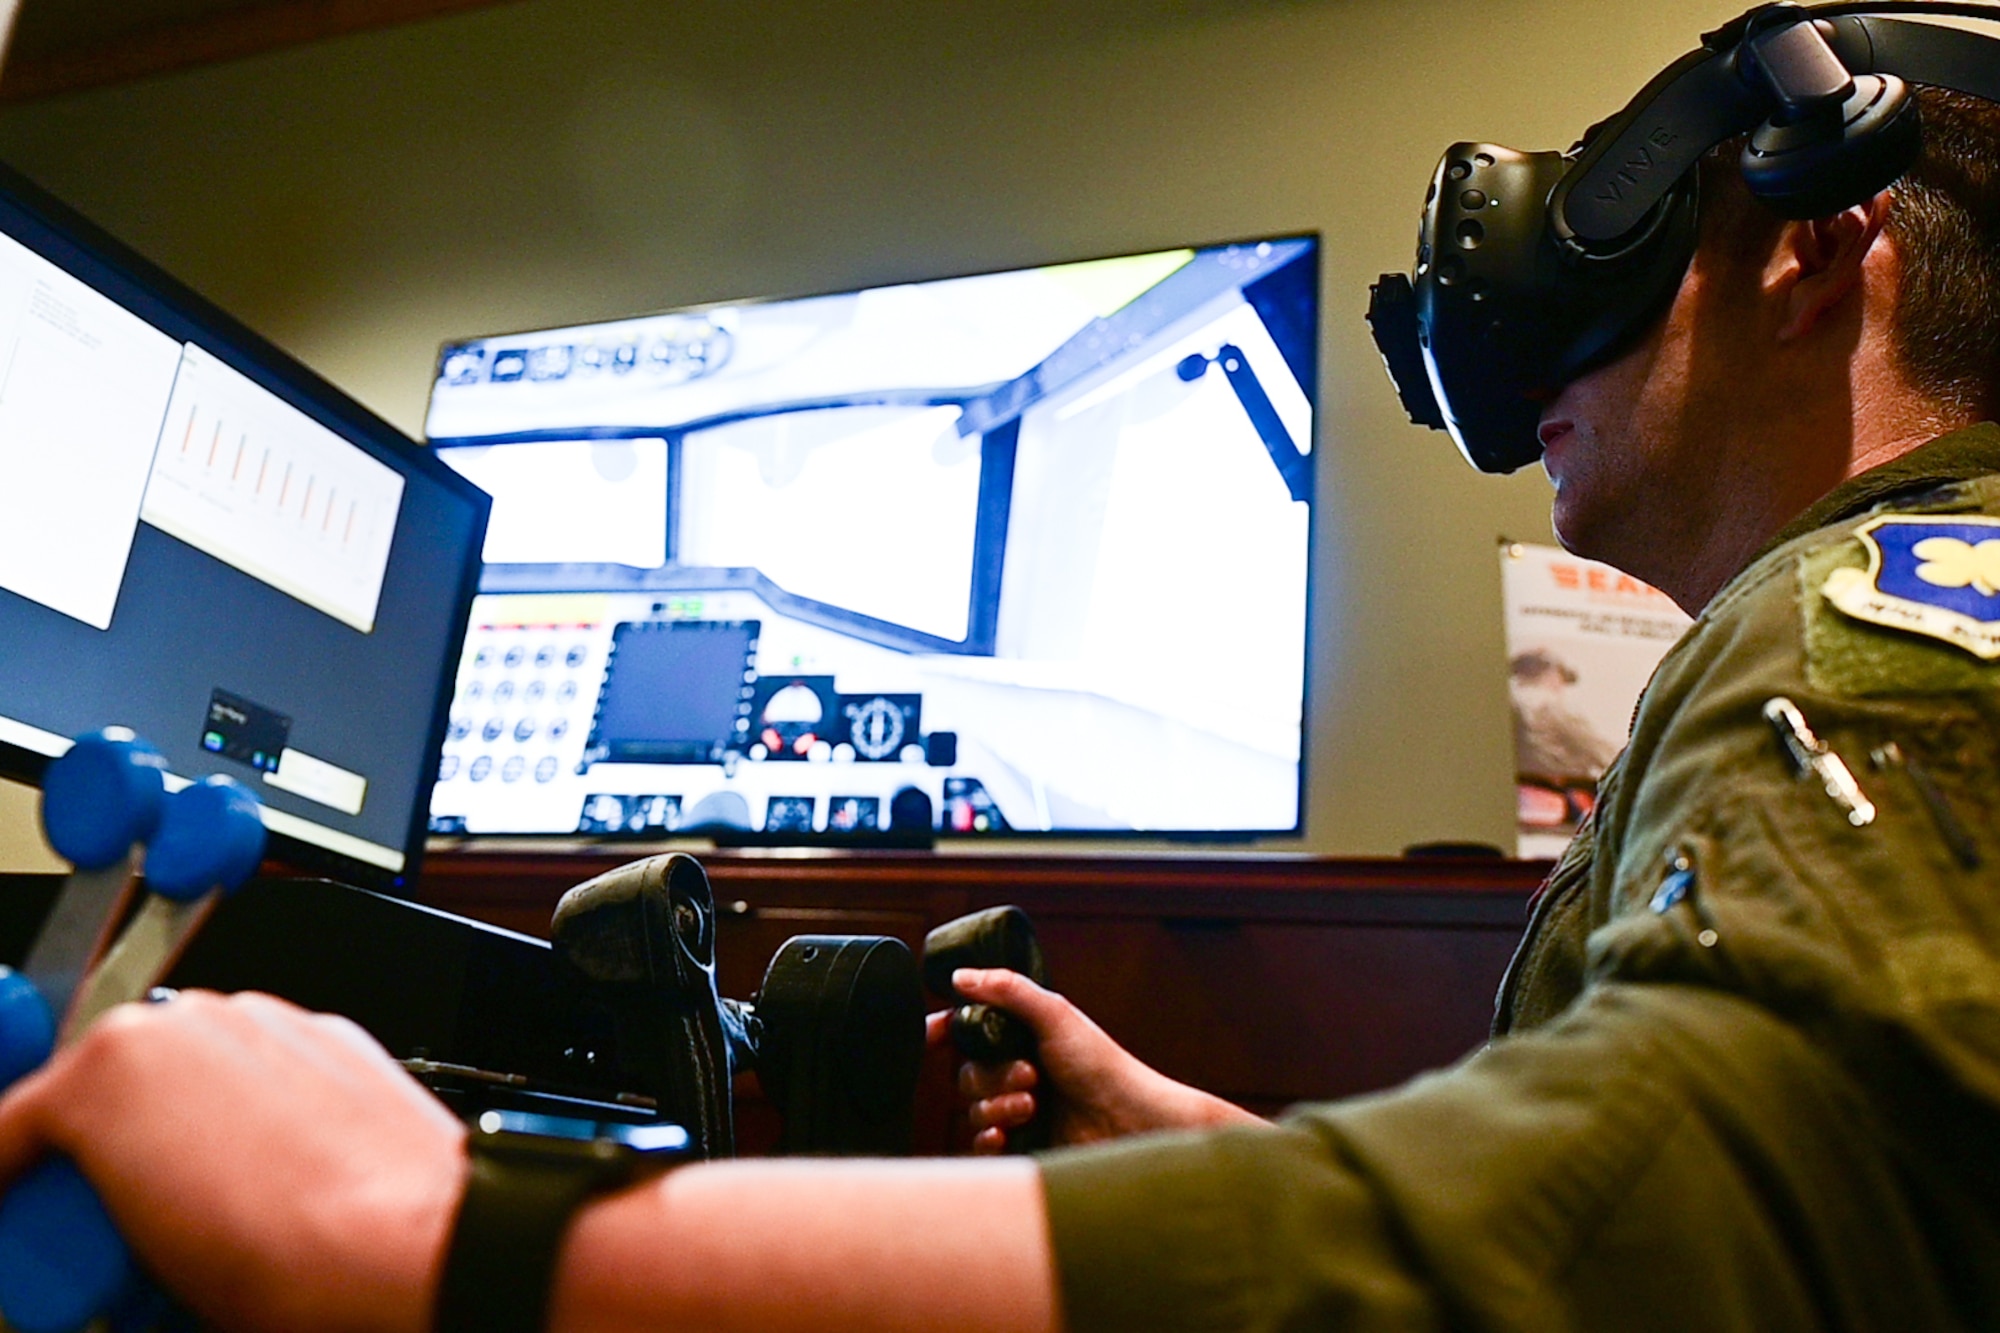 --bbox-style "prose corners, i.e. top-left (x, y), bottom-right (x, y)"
top-left (39, 731), bottom-right (167, 871)
top-left (0, 970), bottom-right (54, 1092)
top-left (144, 776), bottom-right (267, 902)
top-left (0, 1159), bottom-right (132, 1333)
